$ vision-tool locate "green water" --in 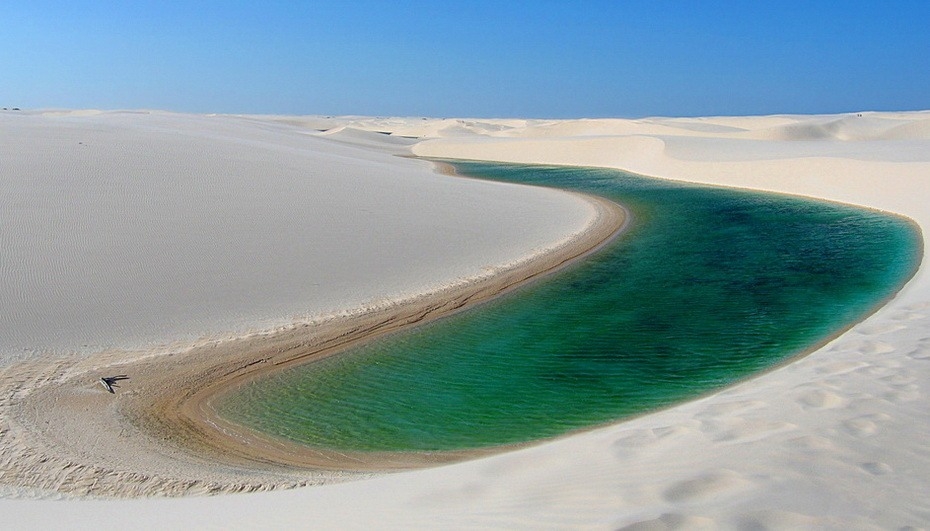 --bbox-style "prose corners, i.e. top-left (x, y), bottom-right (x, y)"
top-left (217, 163), bottom-right (921, 452)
